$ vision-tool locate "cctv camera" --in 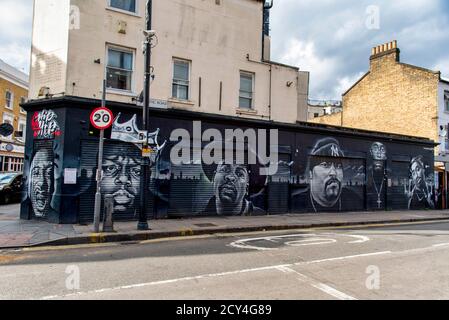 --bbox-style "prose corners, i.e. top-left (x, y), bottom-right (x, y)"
top-left (143, 30), bottom-right (156, 37)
